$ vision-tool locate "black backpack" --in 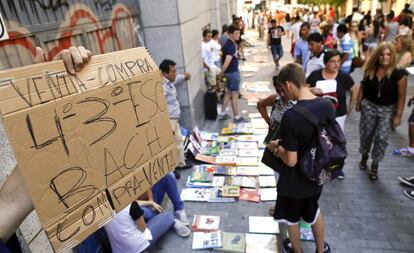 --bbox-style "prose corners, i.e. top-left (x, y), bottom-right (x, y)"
top-left (292, 101), bottom-right (348, 185)
top-left (204, 88), bottom-right (217, 120)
